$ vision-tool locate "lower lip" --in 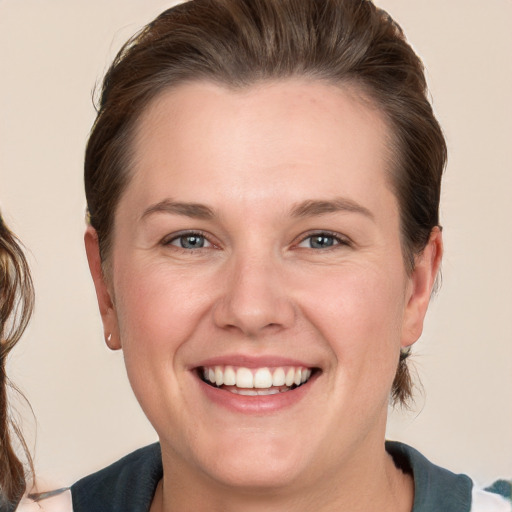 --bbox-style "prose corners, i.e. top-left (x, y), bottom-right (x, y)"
top-left (196, 374), bottom-right (317, 414)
